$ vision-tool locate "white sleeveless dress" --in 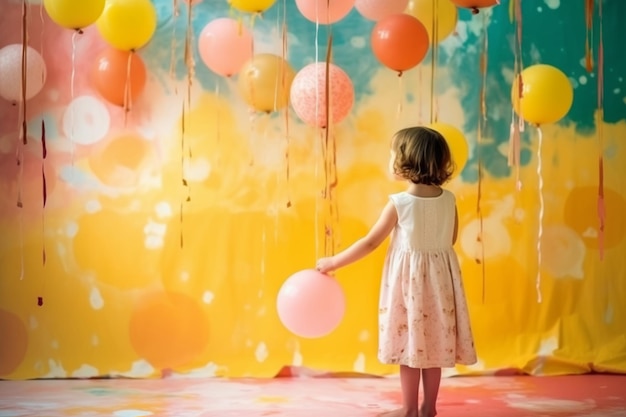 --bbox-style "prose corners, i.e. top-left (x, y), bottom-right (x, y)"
top-left (378, 190), bottom-right (477, 369)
